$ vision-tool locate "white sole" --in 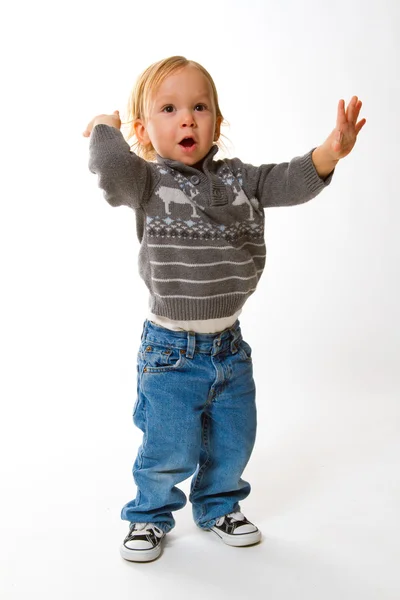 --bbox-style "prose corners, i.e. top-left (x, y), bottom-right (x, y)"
top-left (120, 543), bottom-right (162, 562)
top-left (207, 527), bottom-right (262, 547)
